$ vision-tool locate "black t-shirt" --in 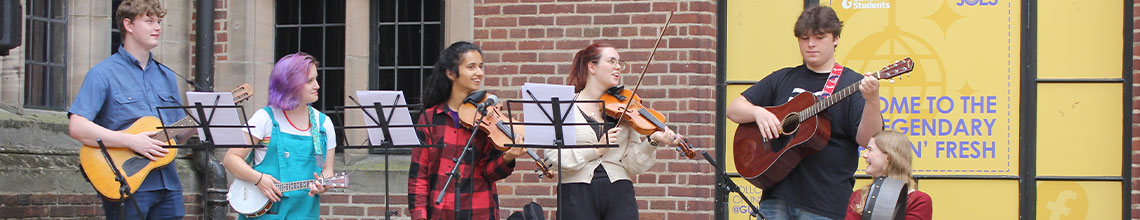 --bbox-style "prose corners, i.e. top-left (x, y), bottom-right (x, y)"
top-left (739, 64), bottom-right (867, 219)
